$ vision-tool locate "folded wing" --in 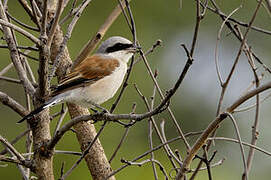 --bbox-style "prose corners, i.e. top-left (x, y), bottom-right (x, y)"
top-left (52, 55), bottom-right (120, 96)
